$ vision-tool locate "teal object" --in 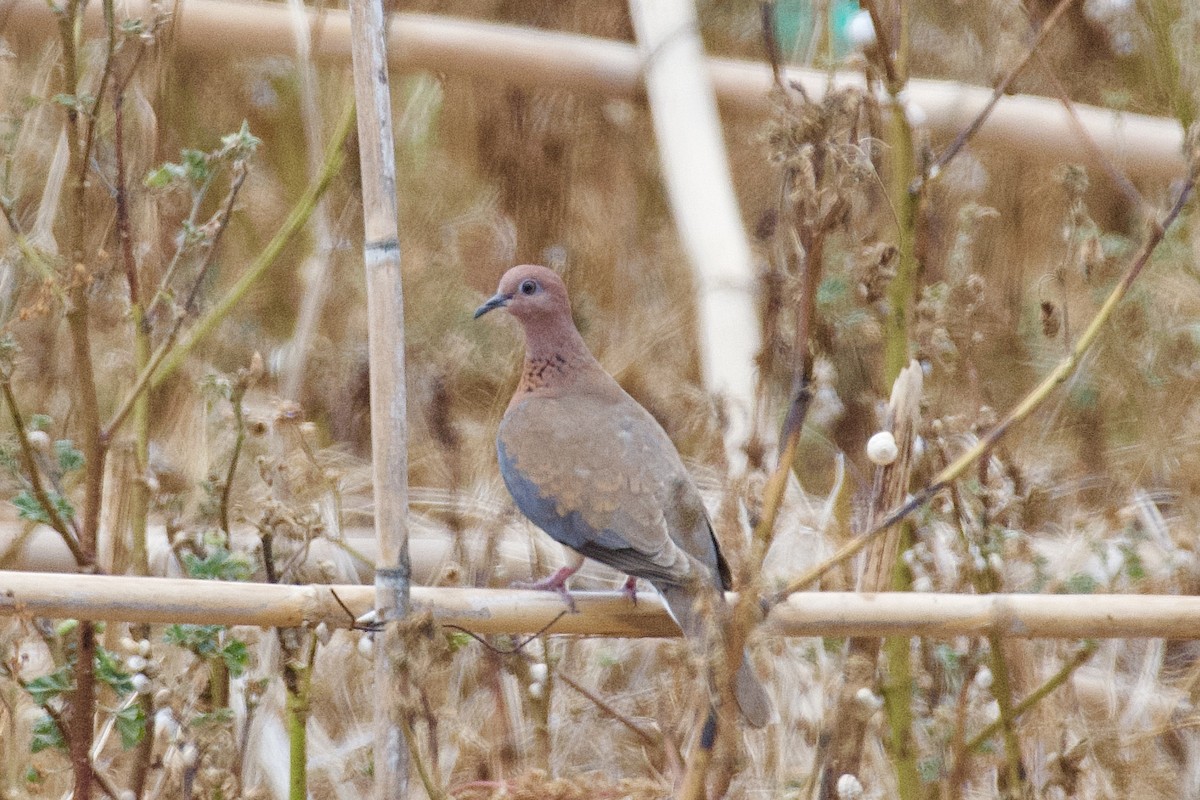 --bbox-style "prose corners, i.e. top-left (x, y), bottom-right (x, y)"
top-left (774, 0), bottom-right (861, 62)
